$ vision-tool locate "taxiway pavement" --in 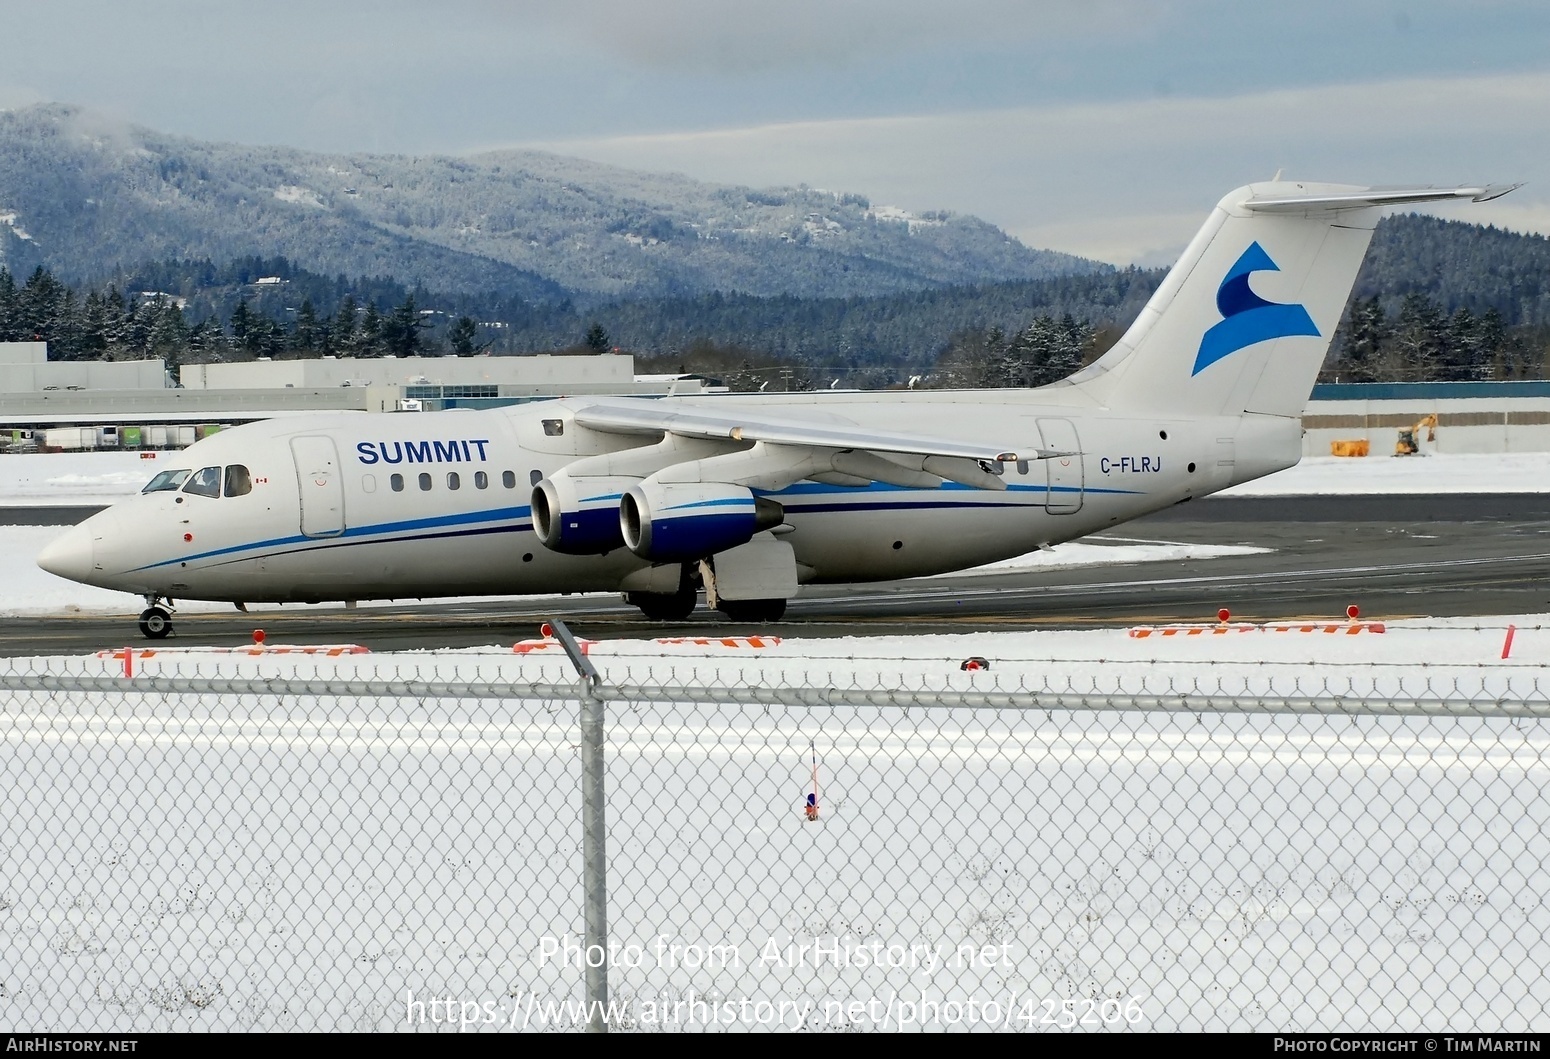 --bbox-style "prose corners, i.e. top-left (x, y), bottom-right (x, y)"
top-left (5, 494), bottom-right (1549, 655)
